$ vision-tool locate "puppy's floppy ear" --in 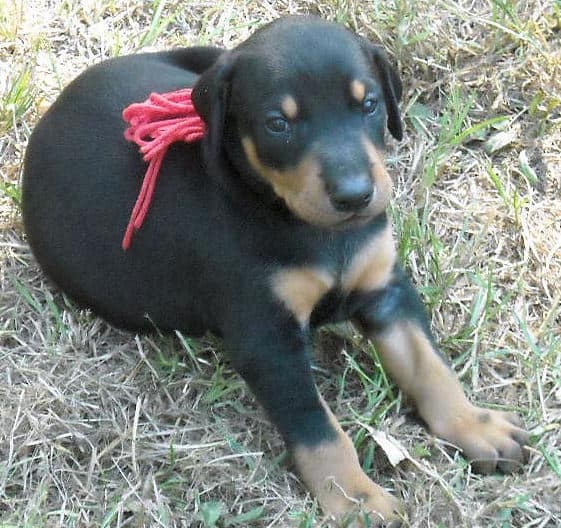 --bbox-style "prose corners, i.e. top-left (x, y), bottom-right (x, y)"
top-left (165, 46), bottom-right (225, 74)
top-left (192, 51), bottom-right (238, 156)
top-left (361, 41), bottom-right (403, 141)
